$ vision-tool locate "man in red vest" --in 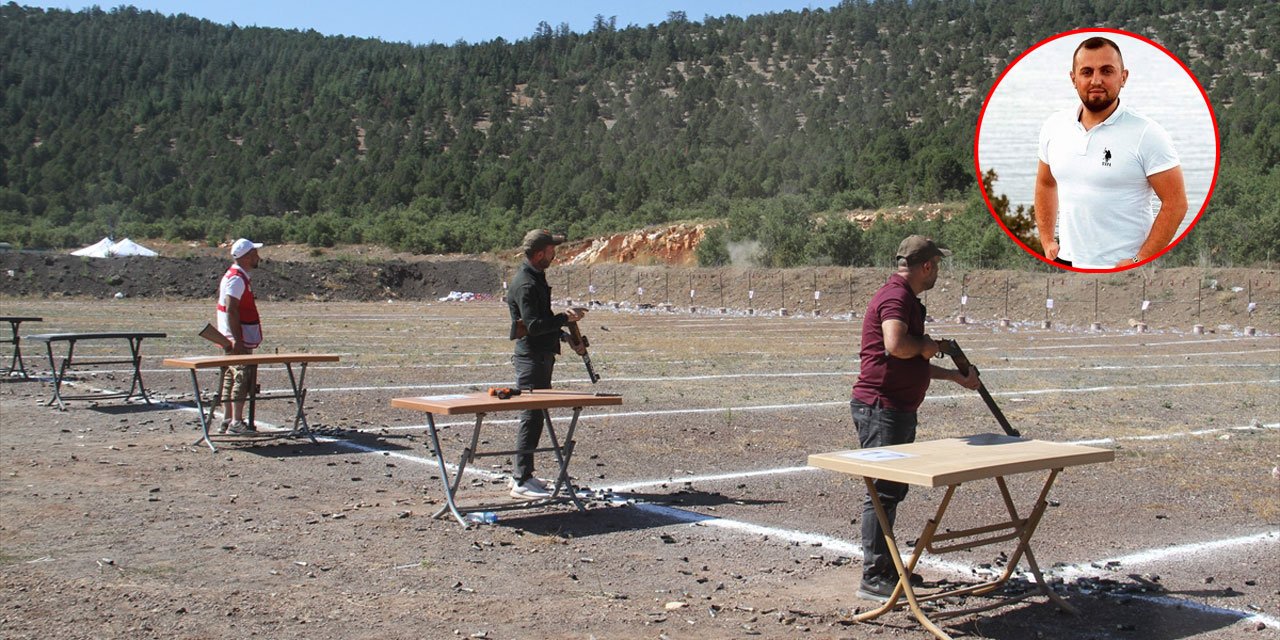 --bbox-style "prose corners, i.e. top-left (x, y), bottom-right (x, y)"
top-left (216, 238), bottom-right (264, 434)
